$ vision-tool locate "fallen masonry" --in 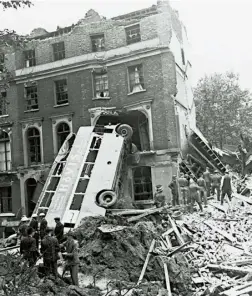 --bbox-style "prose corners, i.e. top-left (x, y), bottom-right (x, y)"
top-left (3, 196), bottom-right (252, 295)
